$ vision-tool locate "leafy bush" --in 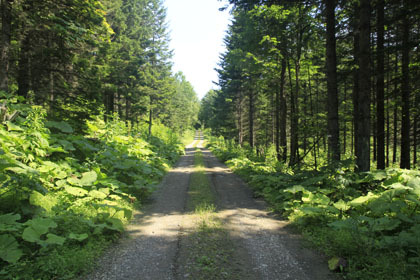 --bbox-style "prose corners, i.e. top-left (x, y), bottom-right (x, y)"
top-left (0, 100), bottom-right (184, 279)
top-left (208, 137), bottom-right (420, 280)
